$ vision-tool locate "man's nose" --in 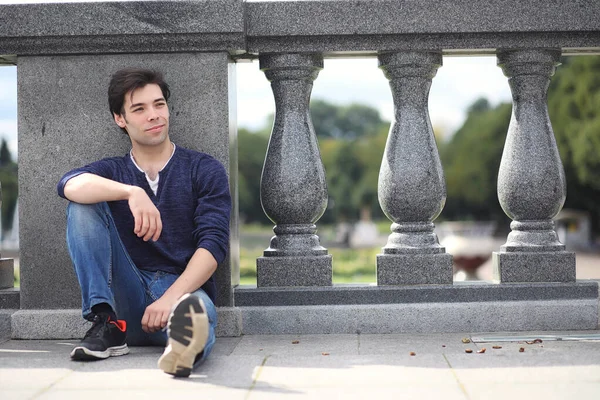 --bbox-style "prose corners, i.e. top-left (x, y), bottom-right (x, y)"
top-left (147, 106), bottom-right (159, 121)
